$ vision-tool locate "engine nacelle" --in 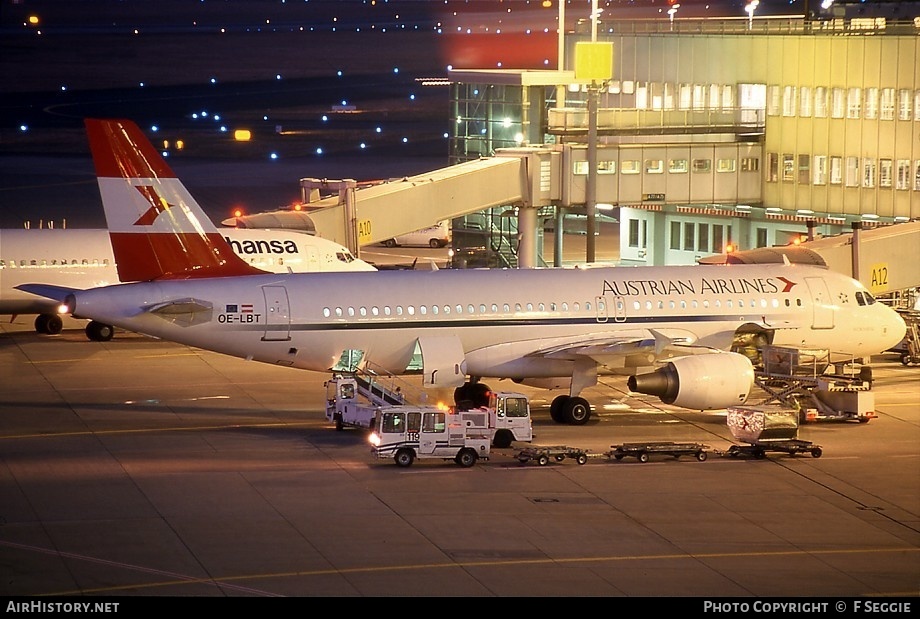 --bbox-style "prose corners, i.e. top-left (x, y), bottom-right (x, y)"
top-left (627, 352), bottom-right (754, 410)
